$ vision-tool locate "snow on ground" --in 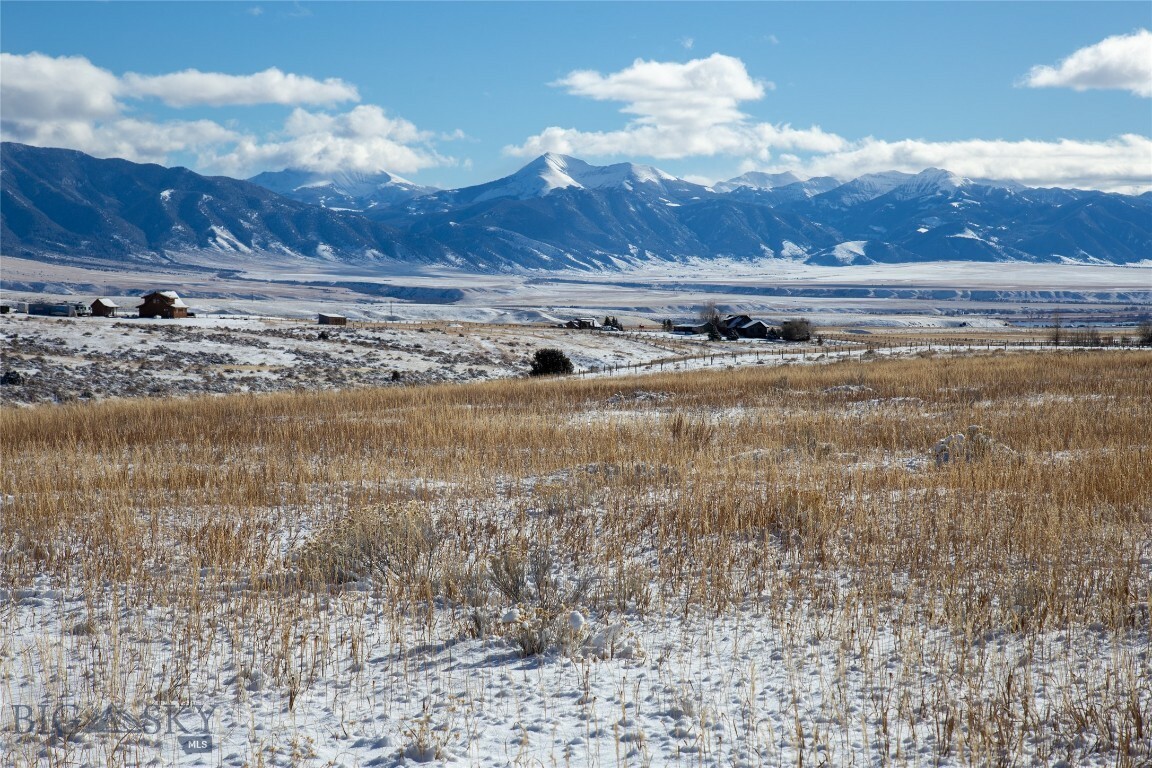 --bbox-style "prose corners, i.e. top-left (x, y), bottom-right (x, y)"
top-left (3, 257), bottom-right (1148, 332)
top-left (3, 309), bottom-right (1138, 406)
top-left (3, 573), bottom-right (1144, 767)
top-left (2, 263), bottom-right (1149, 765)
top-left (0, 313), bottom-right (721, 405)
